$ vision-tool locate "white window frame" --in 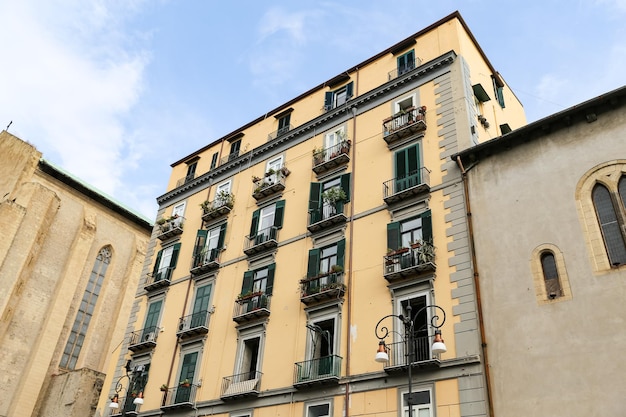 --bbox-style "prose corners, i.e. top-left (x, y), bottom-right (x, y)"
top-left (234, 325), bottom-right (265, 377)
top-left (305, 309), bottom-right (340, 360)
top-left (216, 180), bottom-right (232, 195)
top-left (393, 291), bottom-right (433, 360)
top-left (394, 94), bottom-right (417, 114)
top-left (305, 400), bottom-right (332, 417)
top-left (399, 387), bottom-right (433, 417)
top-left (258, 204), bottom-right (276, 237)
top-left (324, 126), bottom-right (345, 150)
top-left (172, 201), bottom-right (186, 218)
top-left (158, 245), bottom-right (175, 271)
